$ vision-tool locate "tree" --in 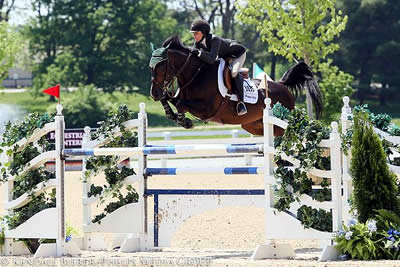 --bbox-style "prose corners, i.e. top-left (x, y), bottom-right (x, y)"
top-left (335, 0), bottom-right (400, 105)
top-left (28, 0), bottom-right (177, 95)
top-left (174, 0), bottom-right (238, 39)
top-left (350, 111), bottom-right (399, 223)
top-left (237, 0), bottom-right (350, 119)
top-left (0, 21), bottom-right (20, 83)
top-left (0, 0), bottom-right (15, 21)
